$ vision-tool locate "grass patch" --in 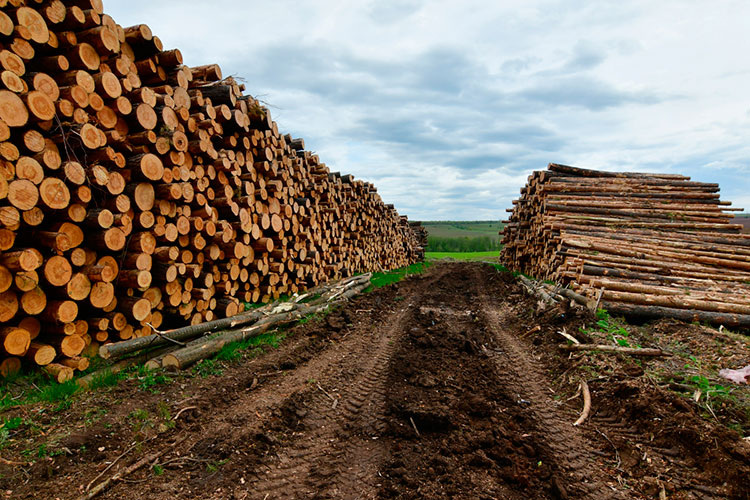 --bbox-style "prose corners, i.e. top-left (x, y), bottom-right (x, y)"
top-left (368, 261), bottom-right (431, 290)
top-left (36, 380), bottom-right (80, 403)
top-left (579, 309), bottom-right (639, 348)
top-left (488, 262), bottom-right (510, 273)
top-left (215, 331), bottom-right (285, 362)
top-left (425, 251), bottom-right (499, 261)
top-left (192, 358), bottom-right (223, 378)
top-left (87, 369), bottom-right (127, 390)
